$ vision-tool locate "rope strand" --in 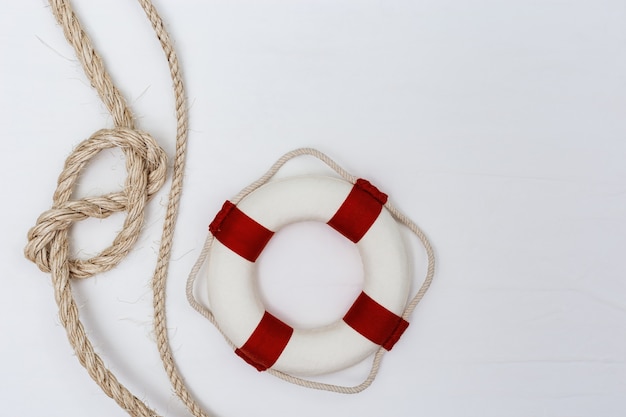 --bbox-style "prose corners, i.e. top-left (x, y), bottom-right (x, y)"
top-left (24, 1), bottom-right (210, 416)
